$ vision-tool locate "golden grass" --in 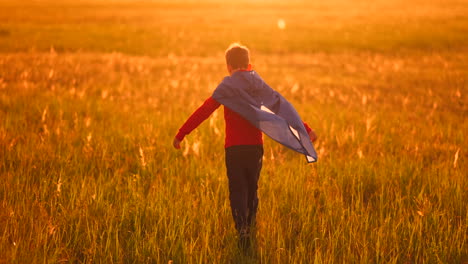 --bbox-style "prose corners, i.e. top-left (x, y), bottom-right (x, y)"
top-left (0, 0), bottom-right (467, 262)
top-left (0, 50), bottom-right (466, 263)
